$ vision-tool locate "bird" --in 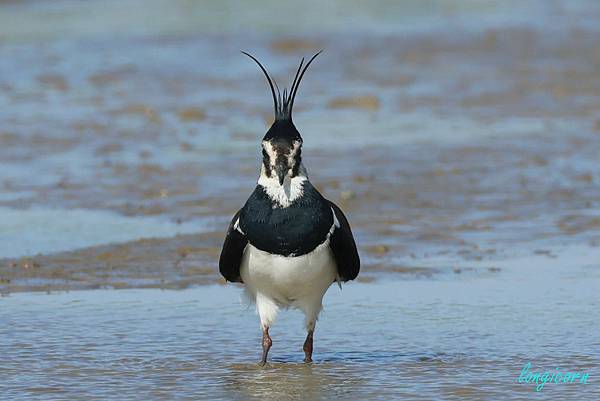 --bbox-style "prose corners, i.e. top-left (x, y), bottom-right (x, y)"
top-left (219, 51), bottom-right (360, 365)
